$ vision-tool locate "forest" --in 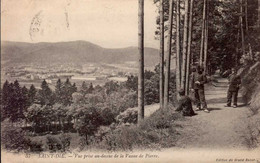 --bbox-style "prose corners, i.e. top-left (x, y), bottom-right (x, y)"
top-left (1, 0), bottom-right (260, 153)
